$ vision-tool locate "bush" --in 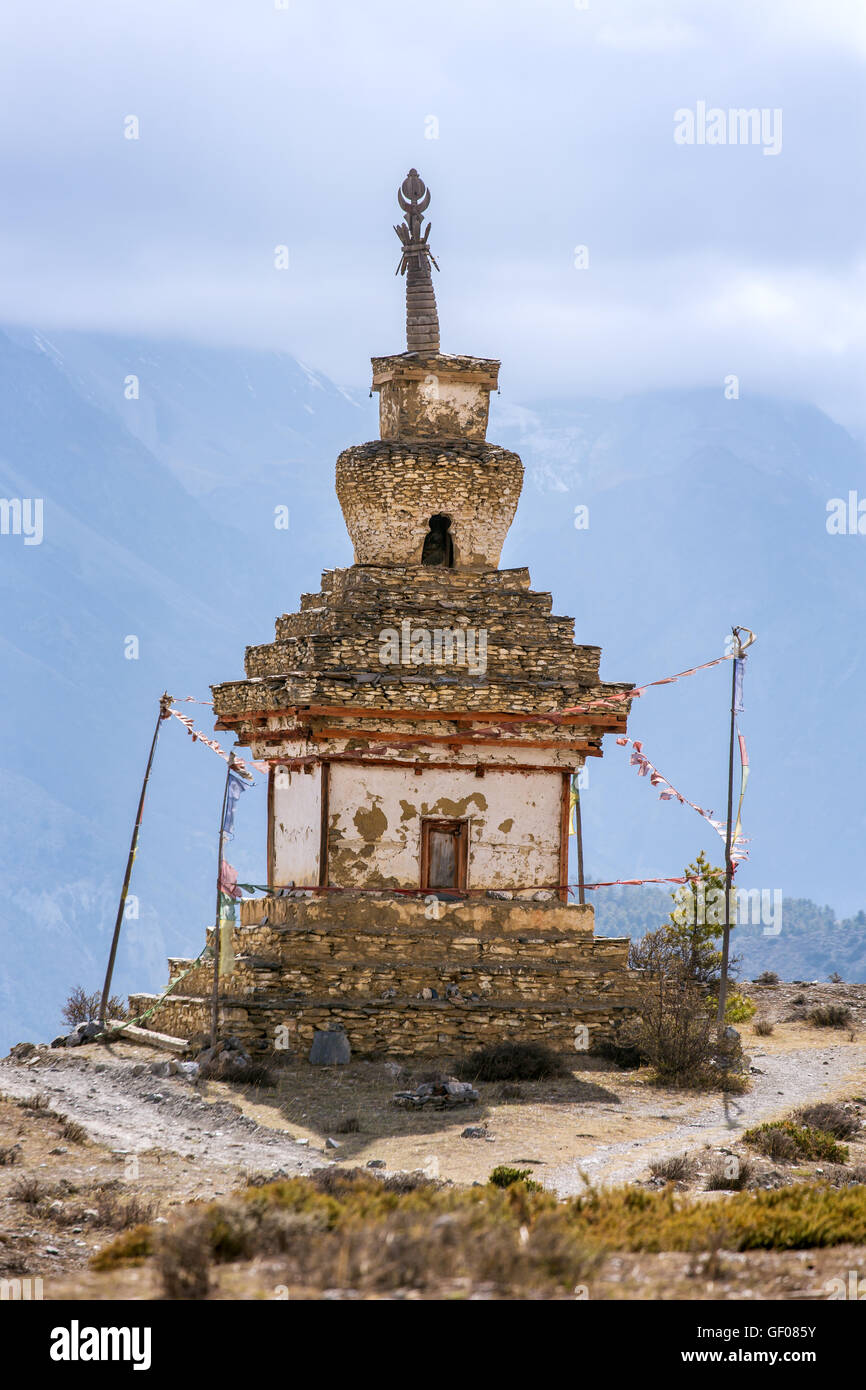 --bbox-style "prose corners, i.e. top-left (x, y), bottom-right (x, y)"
top-left (0, 1144), bottom-right (22, 1166)
top-left (84, 1172), bottom-right (866, 1296)
top-left (90, 1224), bottom-right (154, 1272)
top-left (795, 1103), bottom-right (859, 1140)
top-left (95, 1190), bottom-right (159, 1231)
top-left (568, 1183), bottom-right (866, 1252)
top-left (488, 1166), bottom-right (541, 1191)
top-left (743, 1120), bottom-right (848, 1165)
top-left (10, 1176), bottom-right (46, 1206)
top-left (624, 975), bottom-right (715, 1086)
top-left (329, 1115), bottom-right (361, 1134)
top-left (706, 1156), bottom-right (753, 1191)
top-left (157, 1217), bottom-right (213, 1299)
top-left (649, 1154), bottom-right (693, 1183)
top-left (62, 986), bottom-right (126, 1027)
top-left (807, 1005), bottom-right (852, 1029)
top-left (722, 991), bottom-right (757, 1024)
top-left (456, 1042), bottom-right (568, 1083)
top-left (588, 1036), bottom-right (643, 1069)
top-left (755, 971), bottom-right (779, 986)
top-left (753, 1018), bottom-right (774, 1036)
